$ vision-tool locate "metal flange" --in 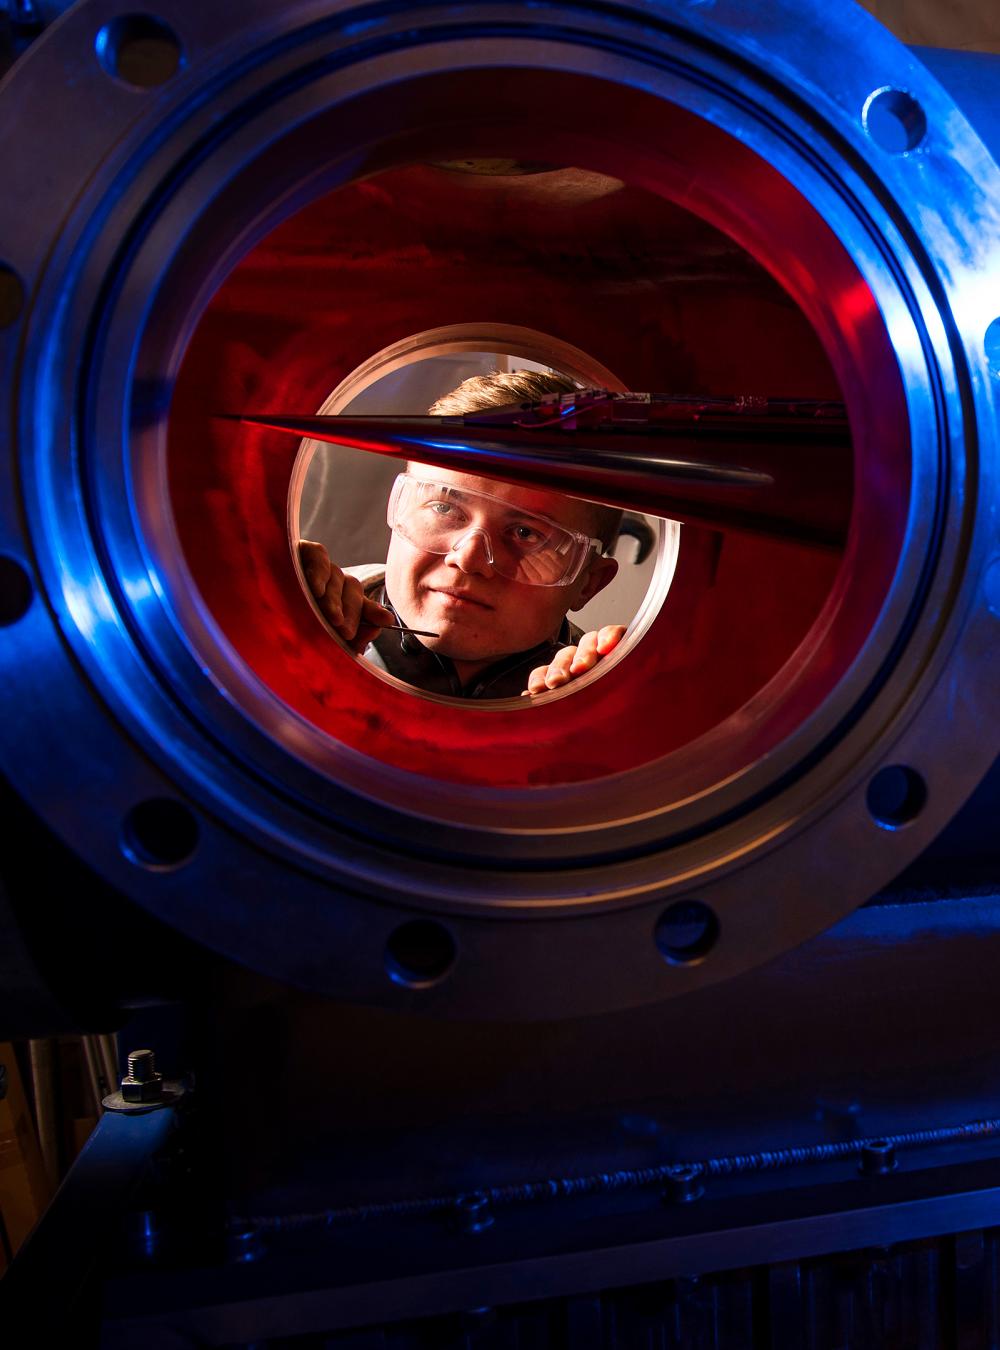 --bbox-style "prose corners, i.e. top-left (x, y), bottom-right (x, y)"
top-left (0, 0), bottom-right (997, 1018)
